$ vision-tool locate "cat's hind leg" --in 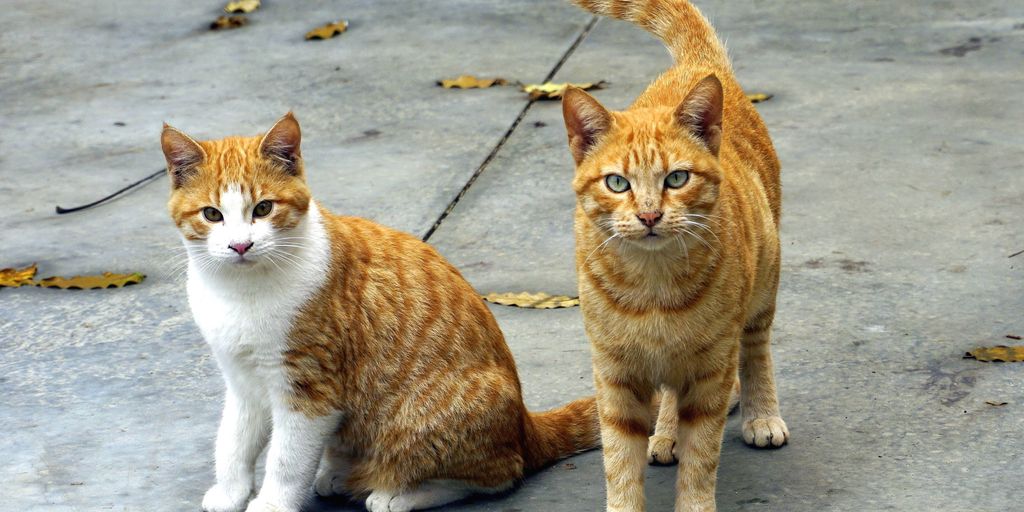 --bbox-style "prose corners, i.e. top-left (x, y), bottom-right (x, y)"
top-left (365, 480), bottom-right (512, 512)
top-left (649, 379), bottom-right (739, 466)
top-left (313, 437), bottom-right (351, 498)
top-left (739, 308), bottom-right (789, 448)
top-left (648, 386), bottom-right (679, 466)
